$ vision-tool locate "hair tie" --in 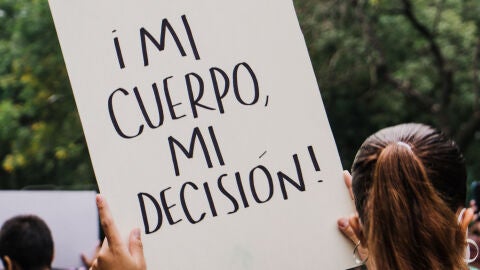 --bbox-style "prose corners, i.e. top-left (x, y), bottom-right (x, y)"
top-left (397, 141), bottom-right (412, 151)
